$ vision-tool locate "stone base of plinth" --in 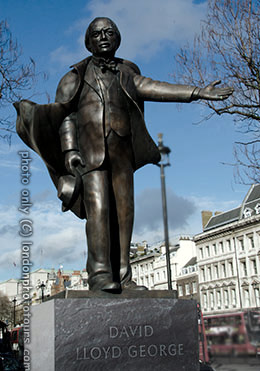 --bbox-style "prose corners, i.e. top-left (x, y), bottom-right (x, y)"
top-left (27, 291), bottom-right (199, 371)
